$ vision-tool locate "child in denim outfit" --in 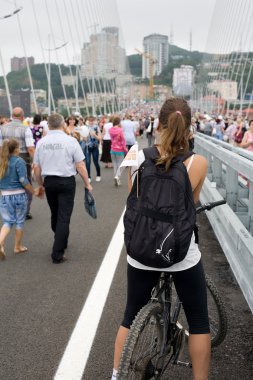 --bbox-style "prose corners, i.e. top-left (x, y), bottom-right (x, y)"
top-left (0, 139), bottom-right (41, 260)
